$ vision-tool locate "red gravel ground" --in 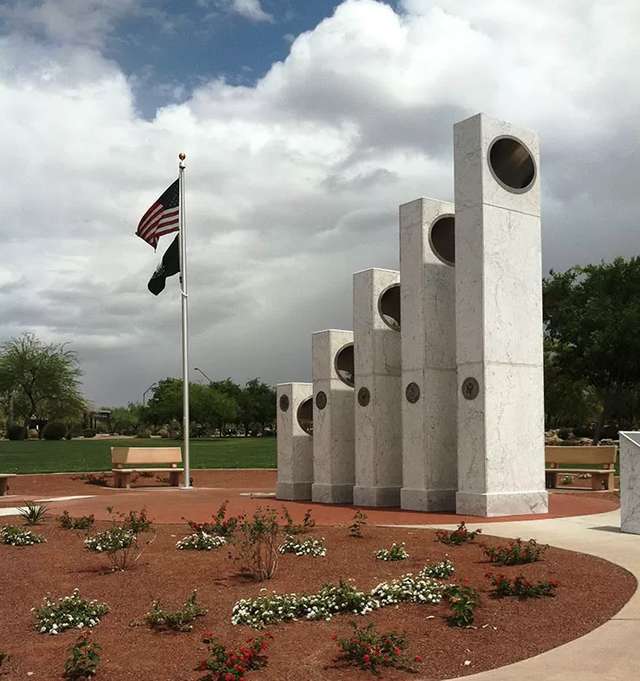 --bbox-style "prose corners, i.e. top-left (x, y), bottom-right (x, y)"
top-left (0, 516), bottom-right (635, 681)
top-left (0, 470), bottom-right (621, 526)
